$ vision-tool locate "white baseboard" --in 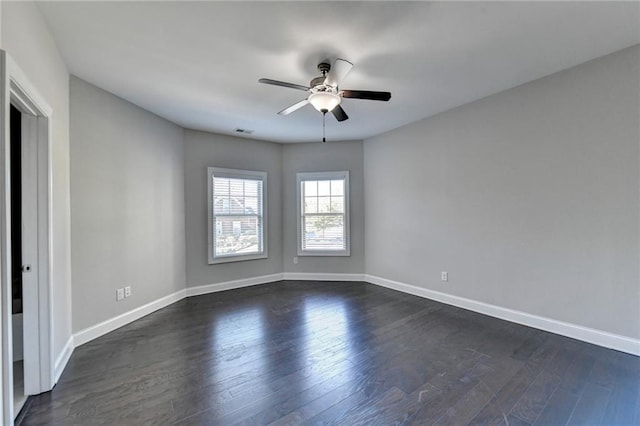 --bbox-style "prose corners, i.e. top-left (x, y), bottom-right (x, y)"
top-left (54, 335), bottom-right (74, 384)
top-left (73, 288), bottom-right (187, 347)
top-left (185, 273), bottom-right (285, 297)
top-left (66, 272), bottom-right (638, 362)
top-left (282, 272), bottom-right (365, 281)
top-left (365, 274), bottom-right (640, 356)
